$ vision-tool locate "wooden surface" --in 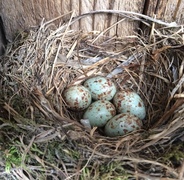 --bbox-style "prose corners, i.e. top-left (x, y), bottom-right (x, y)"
top-left (1, 0), bottom-right (145, 41)
top-left (0, 0), bottom-right (184, 43)
top-left (144, 0), bottom-right (184, 23)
